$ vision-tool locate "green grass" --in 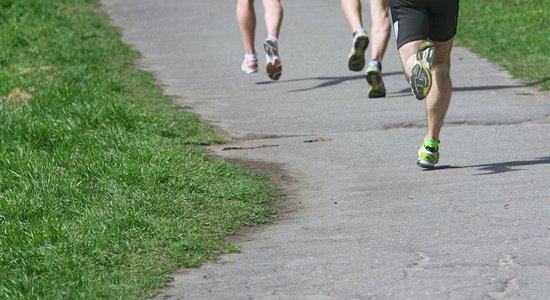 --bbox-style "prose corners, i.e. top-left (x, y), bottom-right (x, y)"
top-left (456, 0), bottom-right (550, 90)
top-left (0, 0), bottom-right (279, 299)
